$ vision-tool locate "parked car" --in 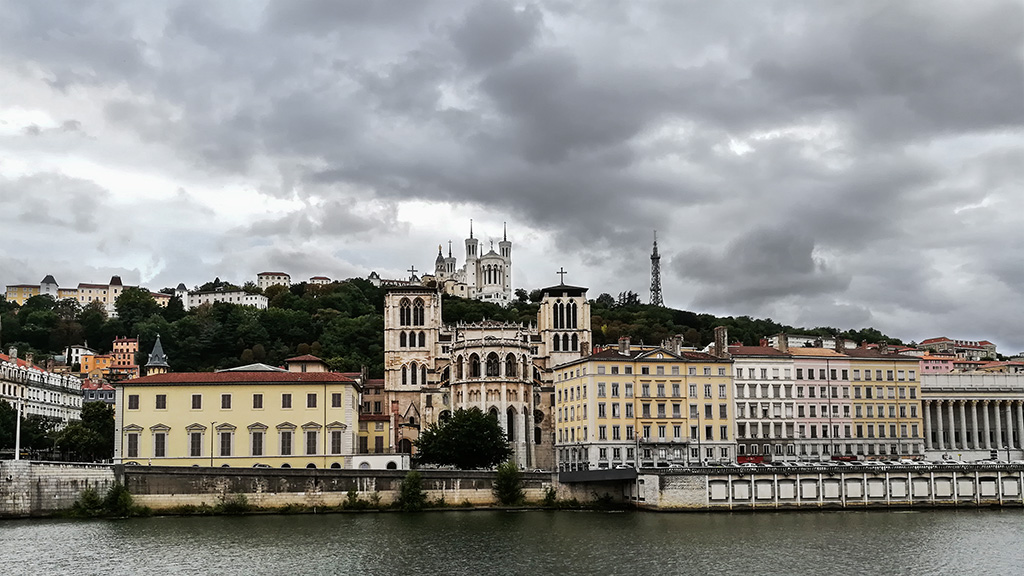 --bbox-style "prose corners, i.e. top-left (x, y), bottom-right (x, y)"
top-left (252, 463), bottom-right (271, 468)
